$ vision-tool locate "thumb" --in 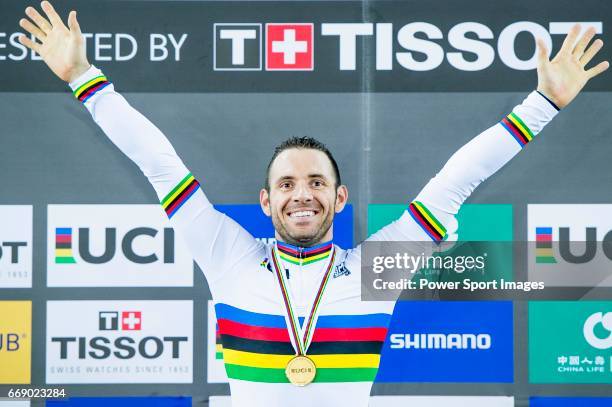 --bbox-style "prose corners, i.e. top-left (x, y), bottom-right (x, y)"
top-left (536, 38), bottom-right (549, 68)
top-left (68, 10), bottom-right (81, 35)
